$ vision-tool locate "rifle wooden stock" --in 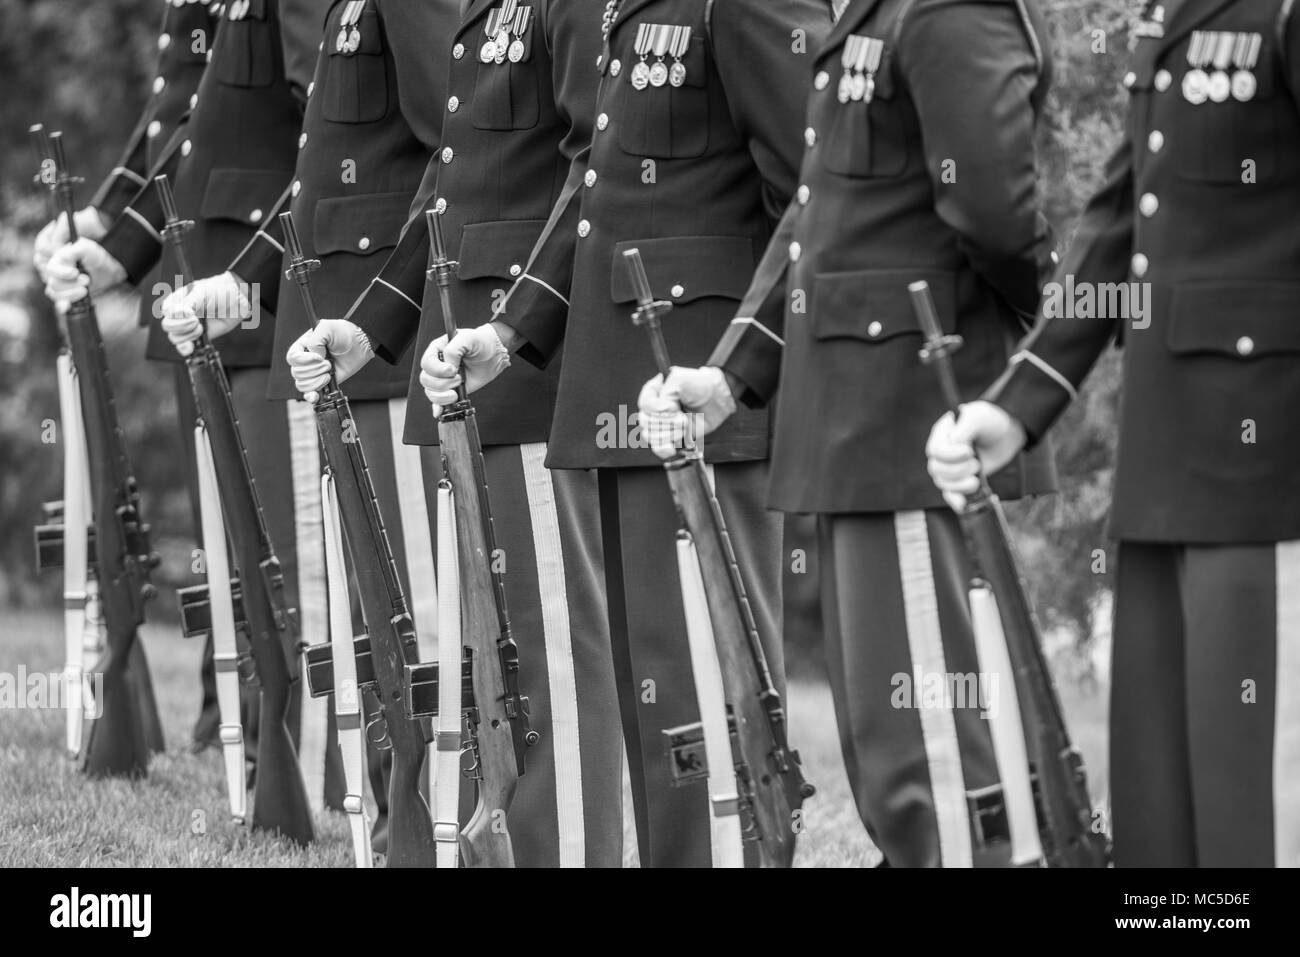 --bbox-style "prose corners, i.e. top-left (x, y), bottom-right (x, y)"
top-left (910, 279), bottom-right (1109, 868)
top-left (36, 128), bottom-right (162, 777)
top-left (158, 174), bottom-right (313, 843)
top-left (426, 209), bottom-right (536, 868)
top-left (282, 211), bottom-right (435, 867)
top-left (622, 247), bottom-right (811, 868)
